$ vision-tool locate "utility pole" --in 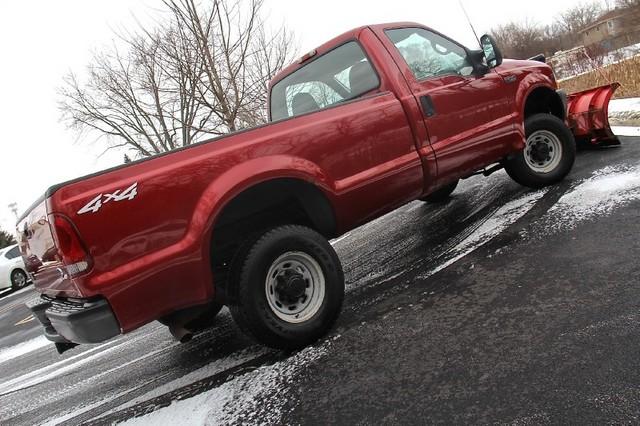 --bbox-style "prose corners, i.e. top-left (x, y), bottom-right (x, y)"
top-left (8, 203), bottom-right (18, 220)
